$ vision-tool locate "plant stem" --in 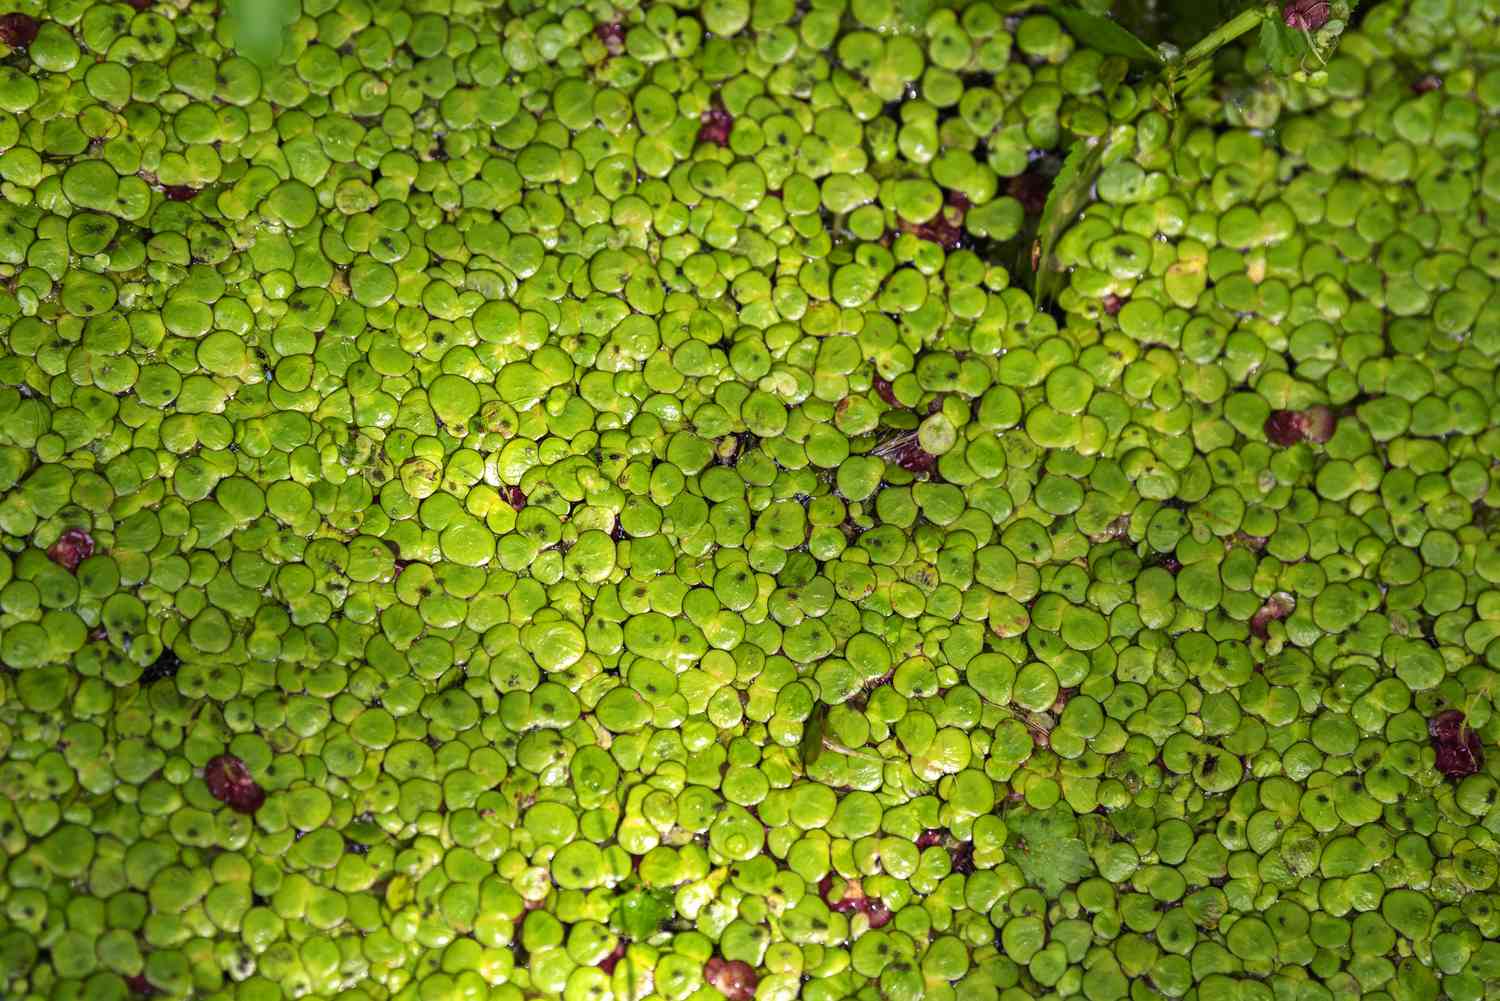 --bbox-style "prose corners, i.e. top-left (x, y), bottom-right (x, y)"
top-left (1179, 5), bottom-right (1268, 68)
